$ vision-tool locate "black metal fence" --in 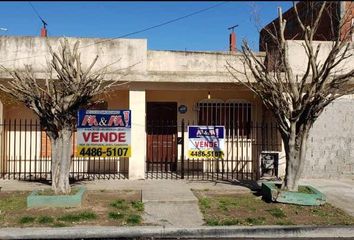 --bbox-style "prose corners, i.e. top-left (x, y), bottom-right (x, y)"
top-left (0, 119), bottom-right (280, 182)
top-left (0, 119), bottom-right (128, 181)
top-left (145, 120), bottom-right (281, 181)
